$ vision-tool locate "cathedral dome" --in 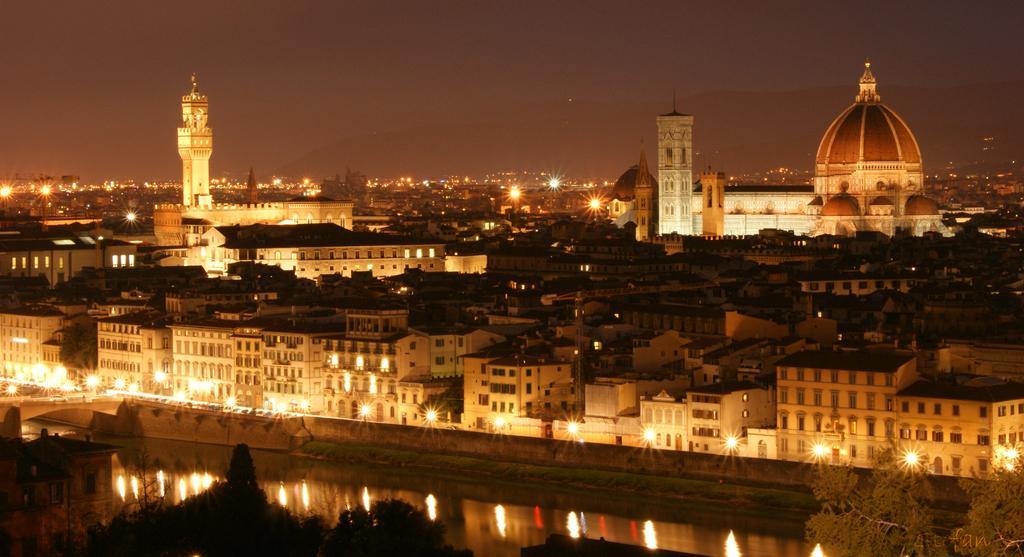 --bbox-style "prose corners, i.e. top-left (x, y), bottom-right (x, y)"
top-left (822, 194), bottom-right (861, 217)
top-left (904, 195), bottom-right (939, 216)
top-left (815, 63), bottom-right (921, 167)
top-left (612, 164), bottom-right (657, 201)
